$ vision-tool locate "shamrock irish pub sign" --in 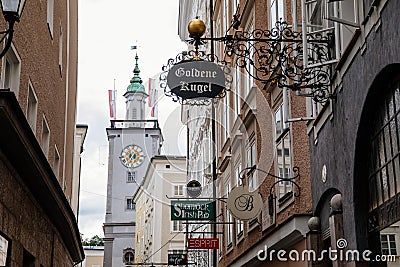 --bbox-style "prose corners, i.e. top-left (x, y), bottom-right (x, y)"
top-left (170, 200), bottom-right (215, 221)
